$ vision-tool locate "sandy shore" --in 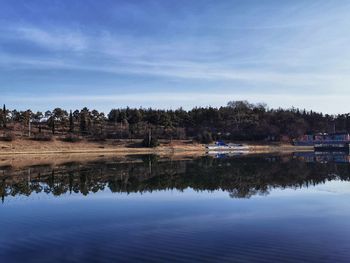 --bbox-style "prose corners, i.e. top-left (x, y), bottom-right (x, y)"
top-left (0, 139), bottom-right (203, 155)
top-left (0, 139), bottom-right (203, 169)
top-left (0, 139), bottom-right (314, 169)
top-left (0, 138), bottom-right (313, 156)
top-left (247, 144), bottom-right (313, 153)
